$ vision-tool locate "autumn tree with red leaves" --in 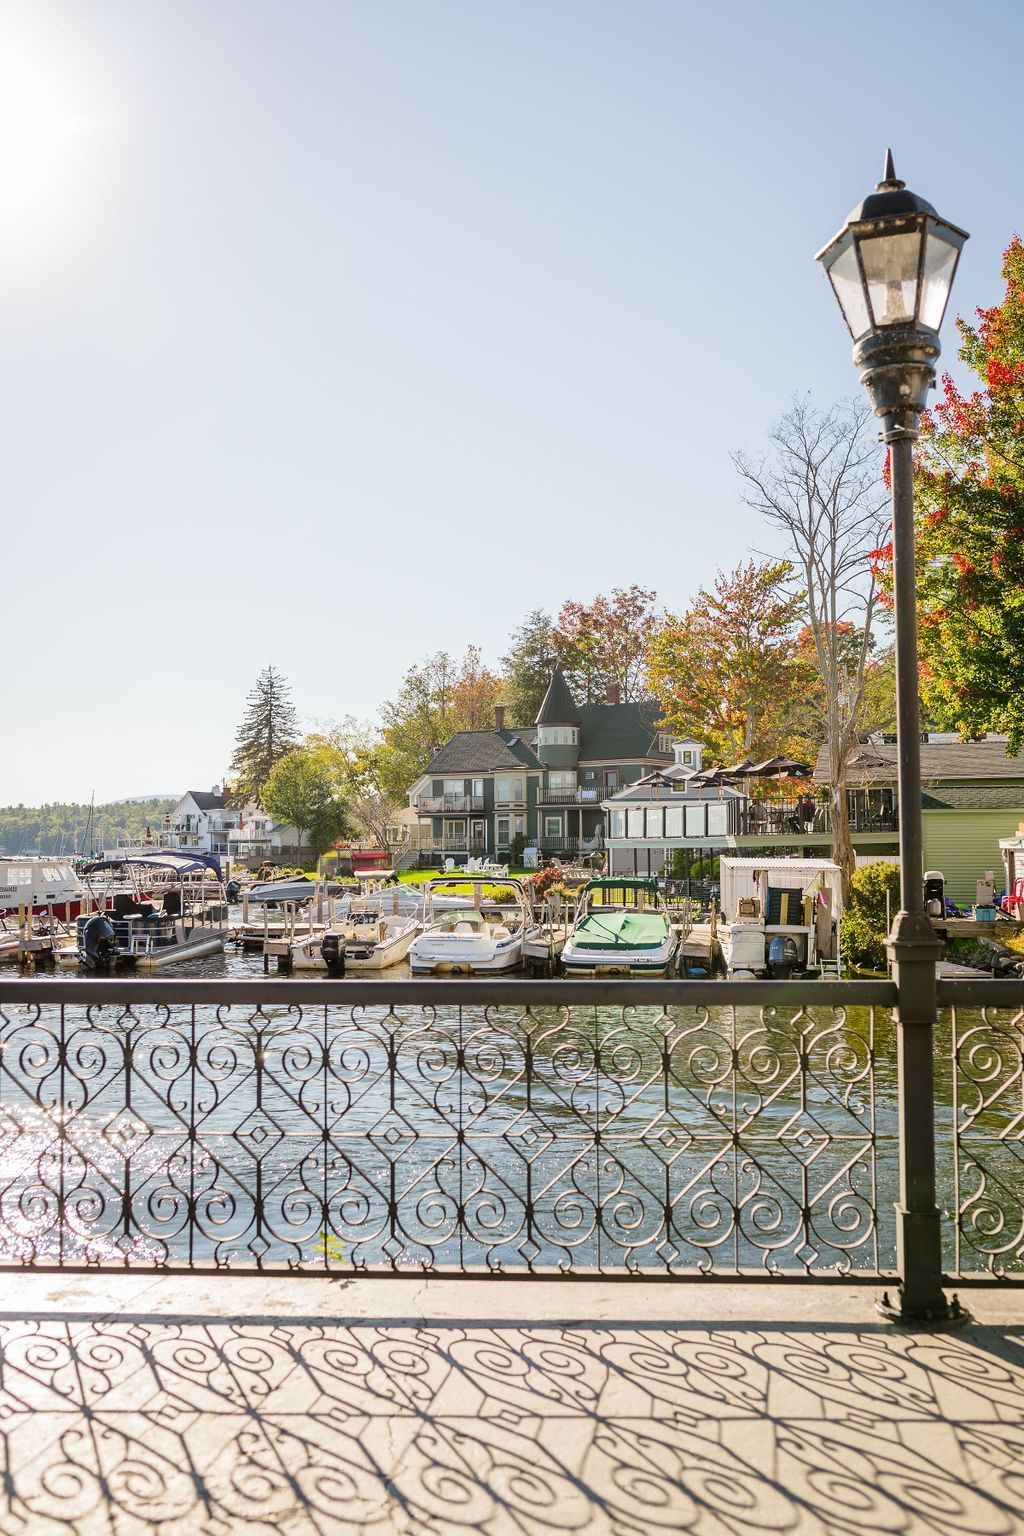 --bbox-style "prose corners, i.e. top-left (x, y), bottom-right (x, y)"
top-left (911, 237), bottom-right (1024, 750)
top-left (552, 585), bottom-right (661, 703)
